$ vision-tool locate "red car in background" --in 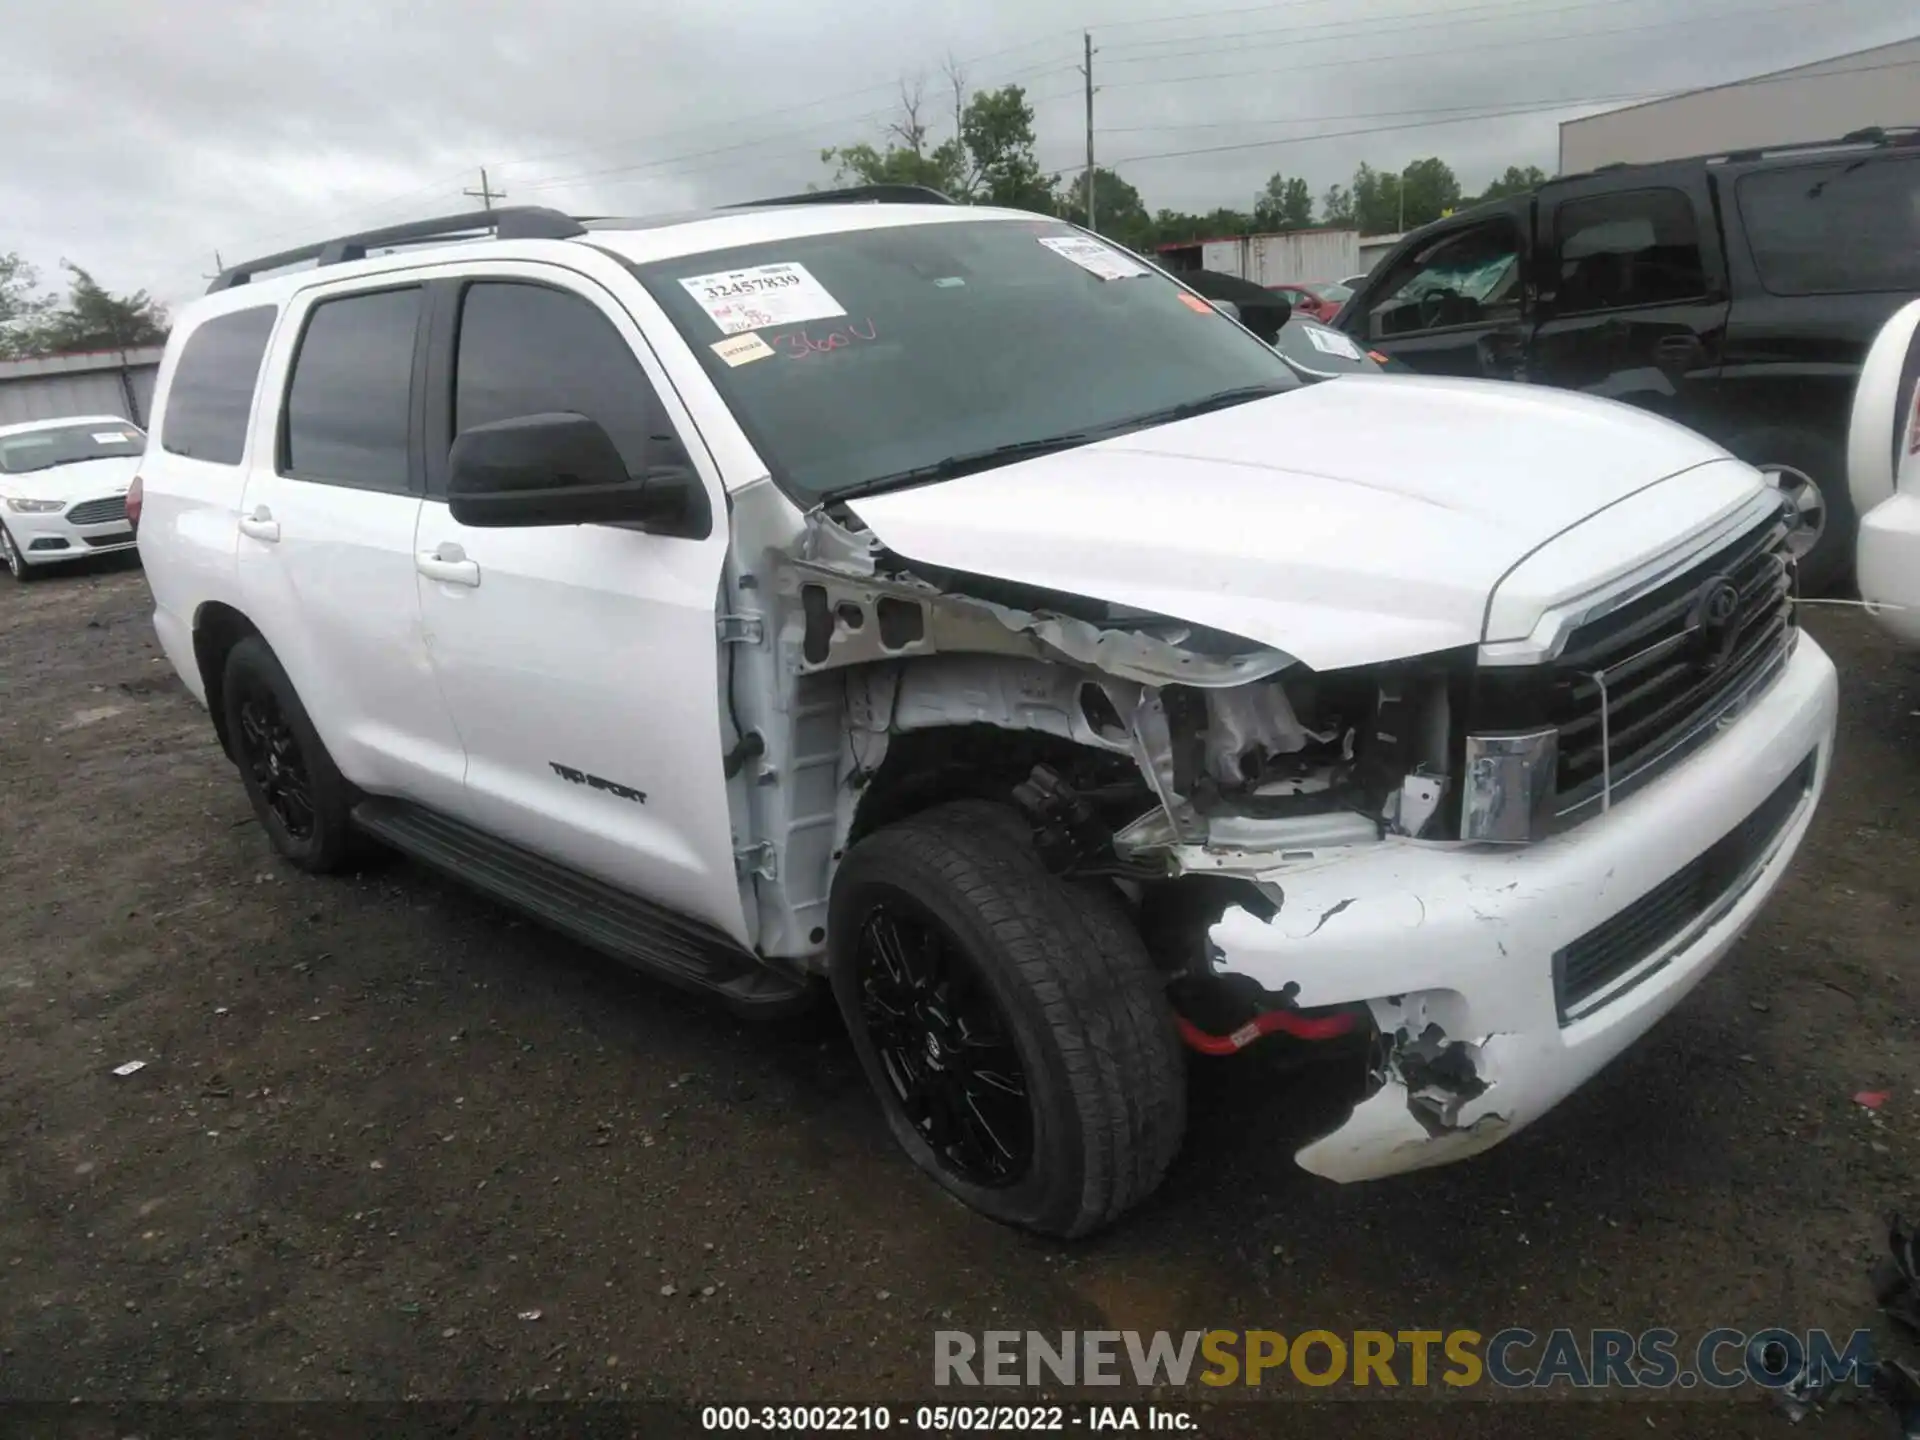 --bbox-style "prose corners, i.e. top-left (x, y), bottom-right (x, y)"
top-left (1267, 280), bottom-right (1353, 323)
